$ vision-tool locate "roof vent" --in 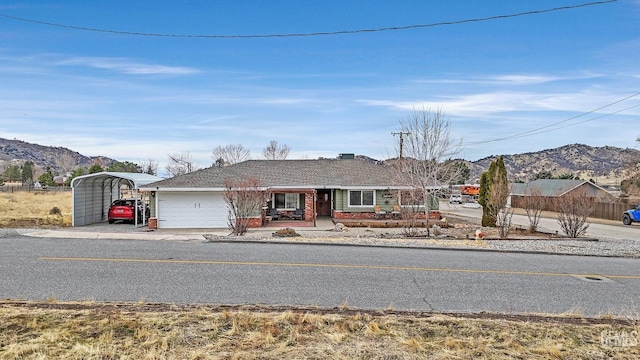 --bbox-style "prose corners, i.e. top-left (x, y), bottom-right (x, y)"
top-left (339, 153), bottom-right (355, 160)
